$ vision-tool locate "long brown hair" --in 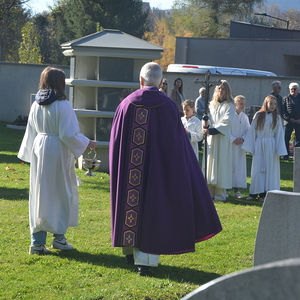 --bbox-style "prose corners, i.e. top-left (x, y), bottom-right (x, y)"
top-left (255, 95), bottom-right (278, 130)
top-left (173, 77), bottom-right (184, 95)
top-left (39, 67), bottom-right (67, 100)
